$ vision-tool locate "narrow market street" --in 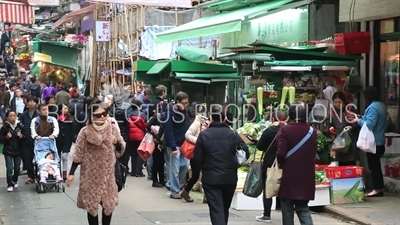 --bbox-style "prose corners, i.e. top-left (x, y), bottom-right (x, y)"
top-left (0, 157), bottom-right (352, 225)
